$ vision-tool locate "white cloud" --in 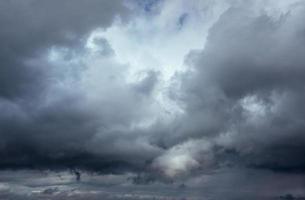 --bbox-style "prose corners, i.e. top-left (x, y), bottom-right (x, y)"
top-left (153, 139), bottom-right (213, 177)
